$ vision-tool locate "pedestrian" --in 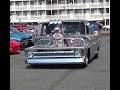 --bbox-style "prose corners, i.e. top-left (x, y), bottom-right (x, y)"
top-left (89, 22), bottom-right (99, 35)
top-left (34, 22), bottom-right (41, 38)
